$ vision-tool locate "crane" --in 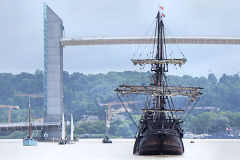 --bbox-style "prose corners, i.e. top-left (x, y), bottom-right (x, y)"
top-left (15, 94), bottom-right (43, 98)
top-left (0, 105), bottom-right (20, 123)
top-left (99, 101), bottom-right (141, 143)
top-left (99, 101), bottom-right (141, 123)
